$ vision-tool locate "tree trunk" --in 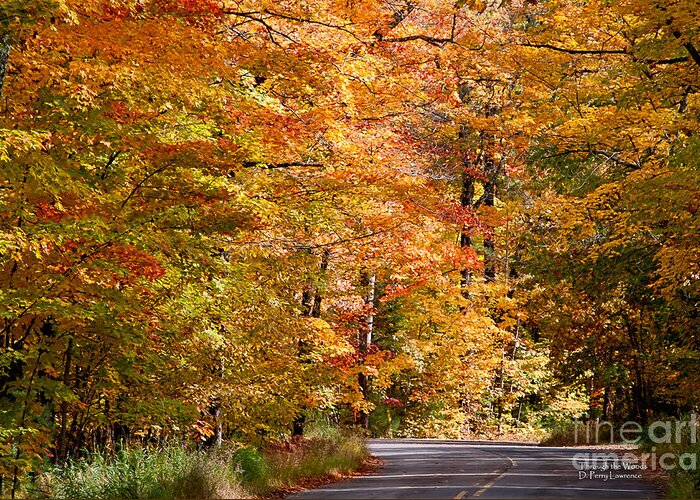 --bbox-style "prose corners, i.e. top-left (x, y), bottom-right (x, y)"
top-left (292, 414), bottom-right (305, 436)
top-left (211, 403), bottom-right (223, 447)
top-left (460, 171), bottom-right (475, 297)
top-left (626, 312), bottom-right (649, 424)
top-left (357, 270), bottom-right (376, 429)
top-left (483, 152), bottom-right (496, 283)
top-left (56, 336), bottom-right (74, 463)
top-left (602, 385), bottom-right (611, 421)
top-left (311, 250), bottom-right (329, 318)
top-left (293, 249), bottom-right (330, 436)
top-left (0, 33), bottom-right (9, 97)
